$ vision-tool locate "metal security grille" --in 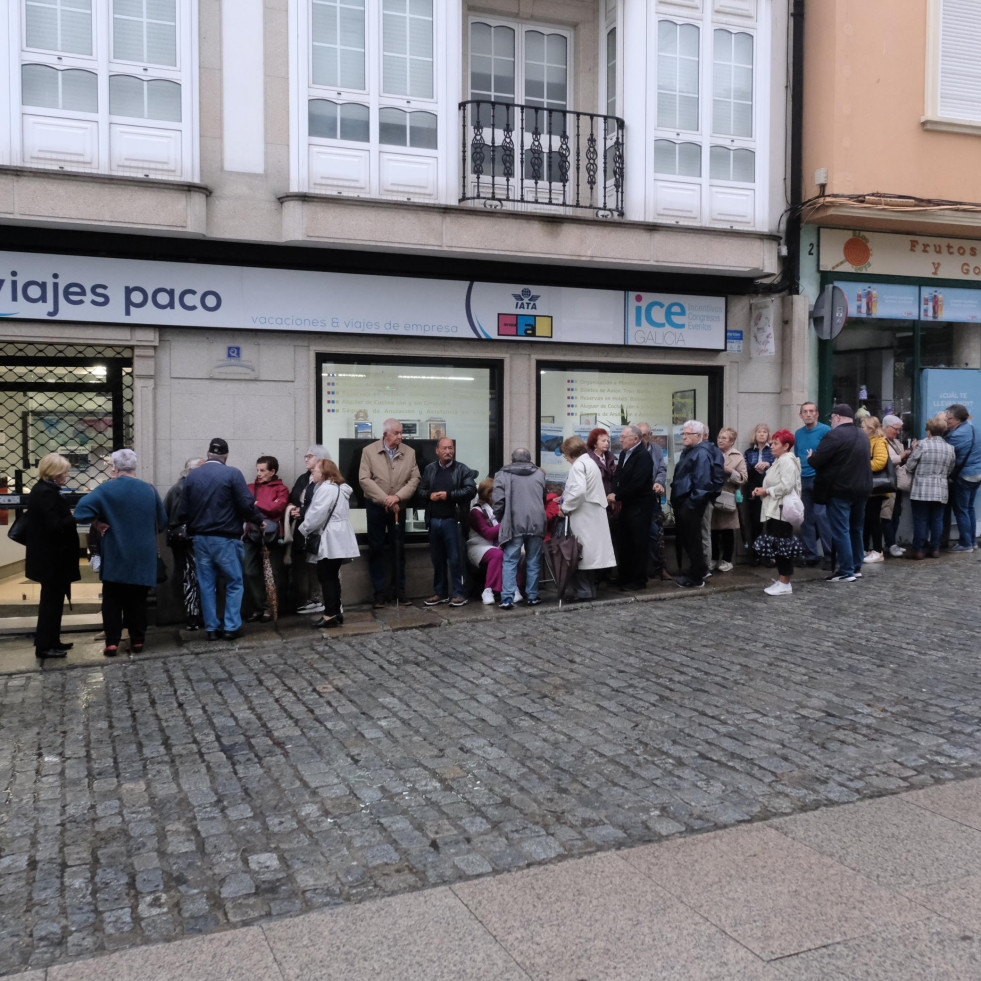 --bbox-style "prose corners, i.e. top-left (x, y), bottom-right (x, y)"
top-left (0, 342), bottom-right (134, 495)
